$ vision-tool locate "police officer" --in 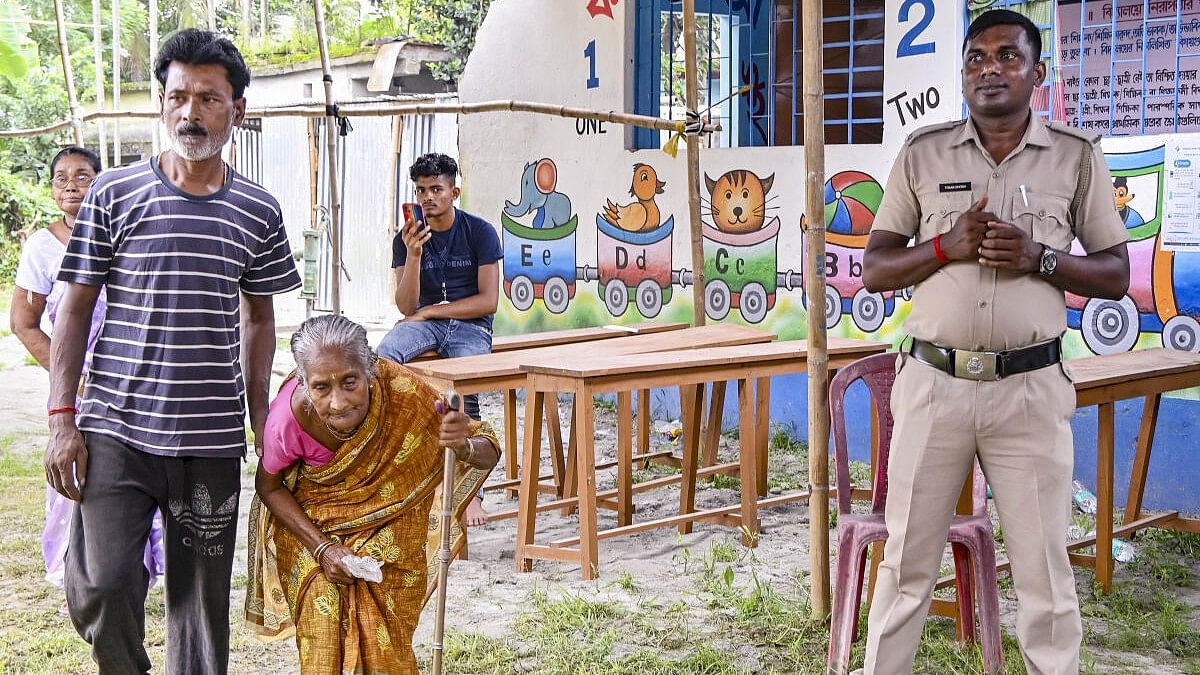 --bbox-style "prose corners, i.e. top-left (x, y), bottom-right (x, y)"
top-left (858, 10), bottom-right (1130, 675)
